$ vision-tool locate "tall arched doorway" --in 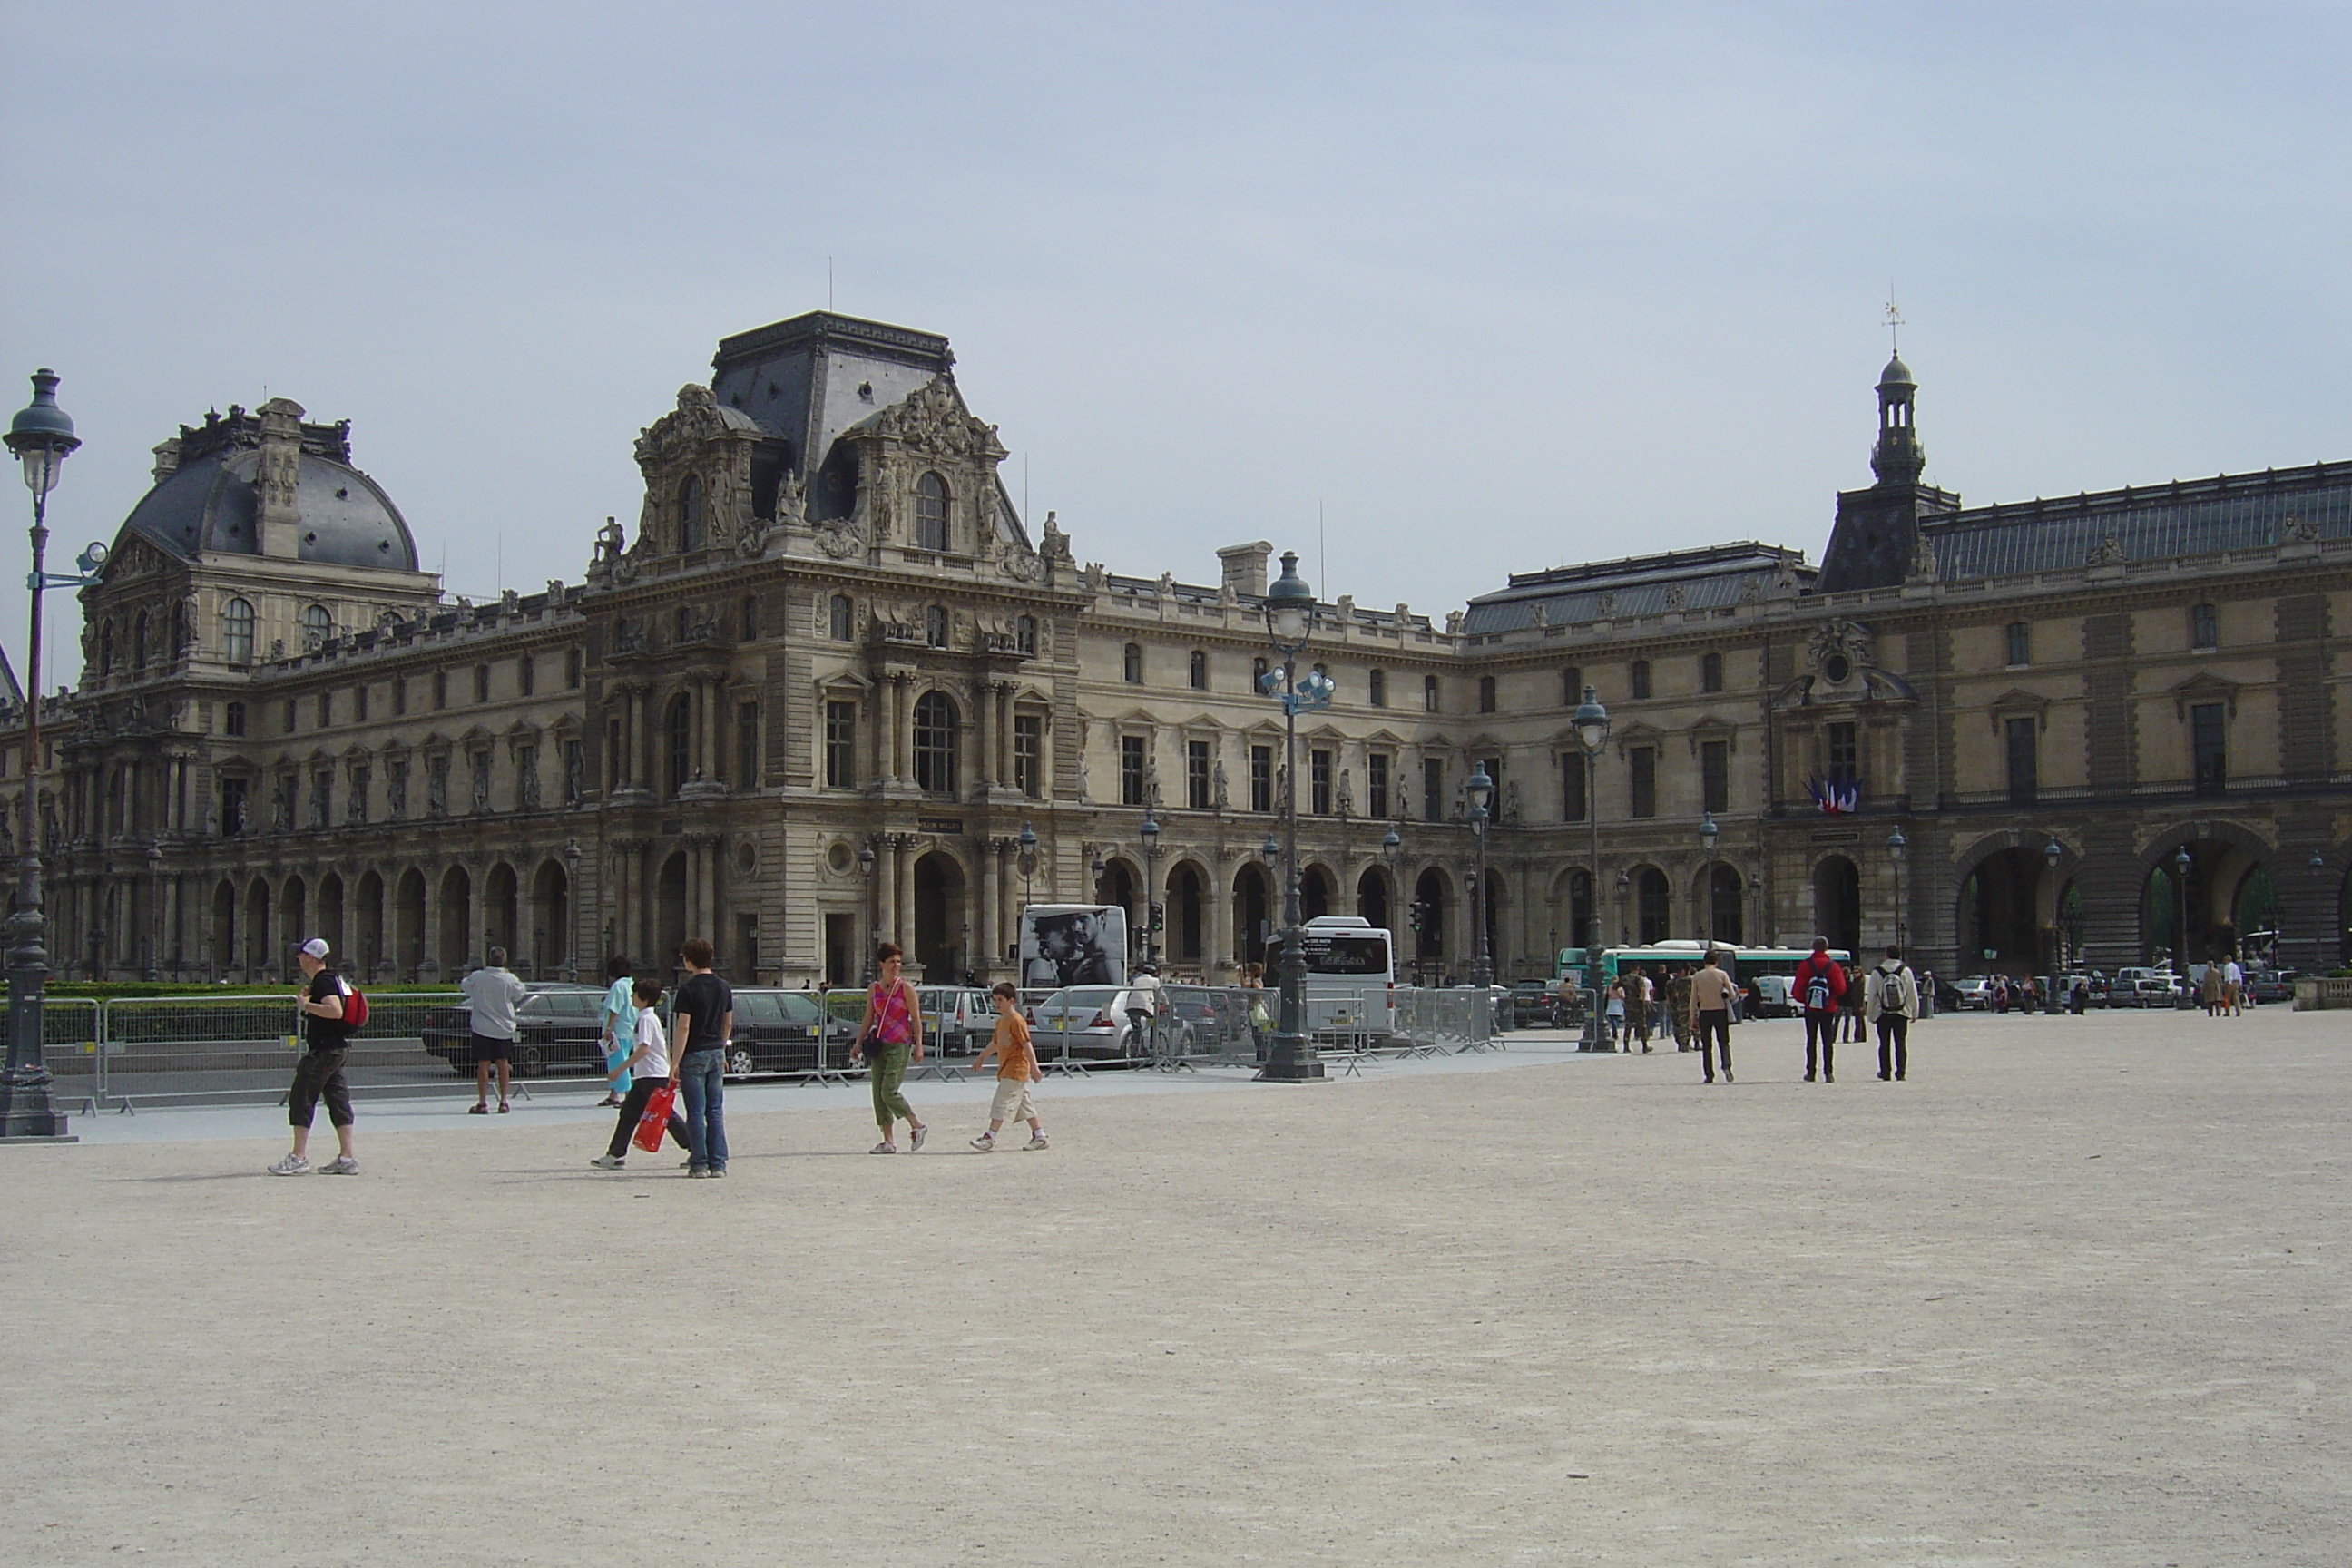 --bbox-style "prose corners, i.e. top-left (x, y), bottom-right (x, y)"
top-left (1300, 865), bottom-right (1333, 921)
top-left (1706, 864), bottom-right (1744, 946)
top-left (1169, 863), bottom-right (1206, 965)
top-left (1233, 863), bottom-right (1270, 965)
top-left (437, 865), bottom-right (472, 975)
top-left (485, 863), bottom-right (519, 965)
top-left (656, 852), bottom-right (688, 970)
top-left (244, 878), bottom-right (270, 978)
top-left (1633, 866), bottom-right (1669, 946)
top-left (1812, 855), bottom-right (1860, 957)
top-left (1413, 867), bottom-right (1451, 980)
top-left (1097, 859), bottom-right (1137, 933)
top-left (531, 860), bottom-right (570, 978)
top-left (395, 869), bottom-right (426, 979)
top-left (914, 850), bottom-right (968, 981)
top-left (316, 873), bottom-right (345, 963)
top-left (1357, 867), bottom-right (1392, 933)
top-left (280, 876), bottom-right (308, 980)
top-left (354, 870), bottom-right (385, 979)
top-left (2139, 838), bottom-right (2268, 966)
top-left (210, 879), bottom-right (235, 981)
